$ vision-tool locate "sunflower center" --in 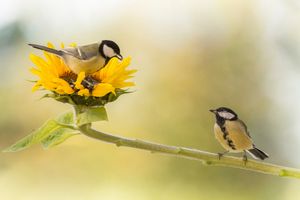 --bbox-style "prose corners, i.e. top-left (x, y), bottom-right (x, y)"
top-left (60, 72), bottom-right (77, 87)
